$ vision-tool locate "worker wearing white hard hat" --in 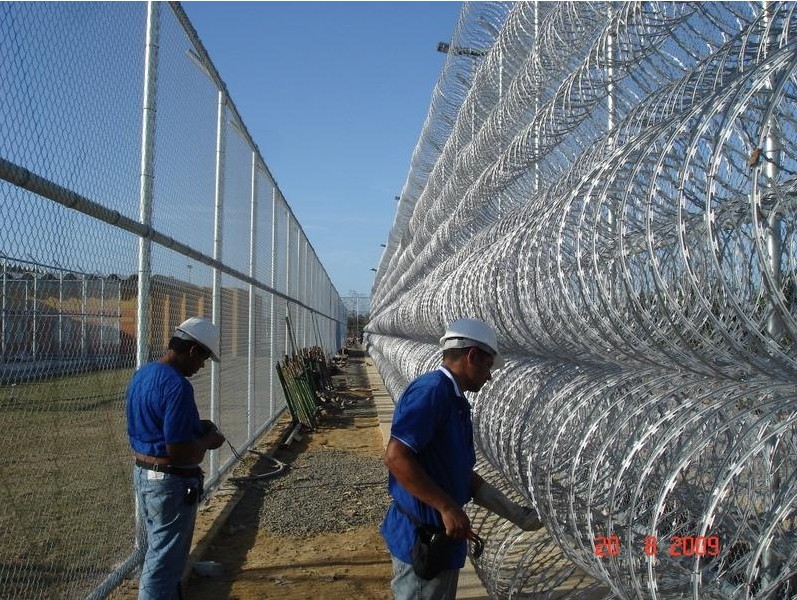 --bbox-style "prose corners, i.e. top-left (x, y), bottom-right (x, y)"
top-left (173, 316), bottom-right (222, 363)
top-left (438, 317), bottom-right (504, 369)
top-left (126, 316), bottom-right (226, 600)
top-left (381, 317), bottom-right (542, 599)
